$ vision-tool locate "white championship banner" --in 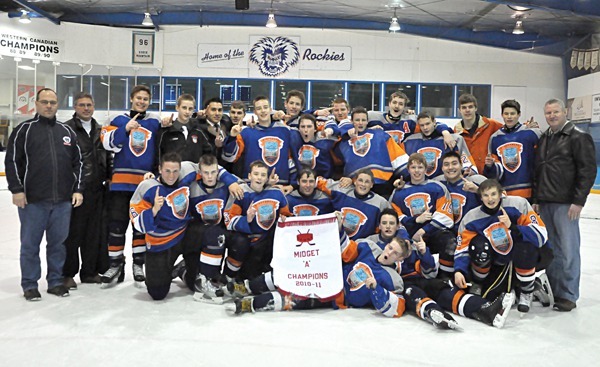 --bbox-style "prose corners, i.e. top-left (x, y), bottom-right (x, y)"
top-left (271, 213), bottom-right (343, 299)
